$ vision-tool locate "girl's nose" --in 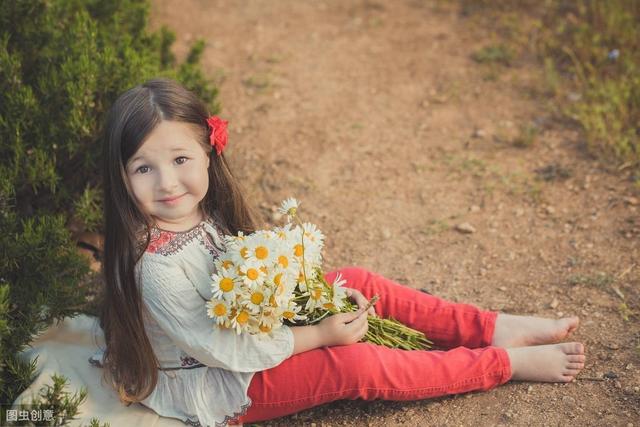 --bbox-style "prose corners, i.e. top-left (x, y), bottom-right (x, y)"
top-left (157, 168), bottom-right (179, 192)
